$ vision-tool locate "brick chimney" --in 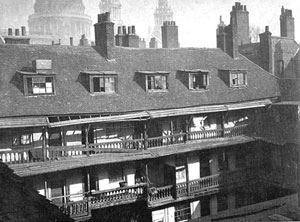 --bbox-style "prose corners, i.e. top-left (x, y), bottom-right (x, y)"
top-left (4, 27), bottom-right (30, 45)
top-left (280, 6), bottom-right (295, 39)
top-left (125, 26), bottom-right (139, 48)
top-left (162, 21), bottom-right (179, 48)
top-left (94, 12), bottom-right (115, 59)
top-left (79, 34), bottom-right (89, 46)
top-left (259, 26), bottom-right (273, 73)
top-left (149, 37), bottom-right (158, 48)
